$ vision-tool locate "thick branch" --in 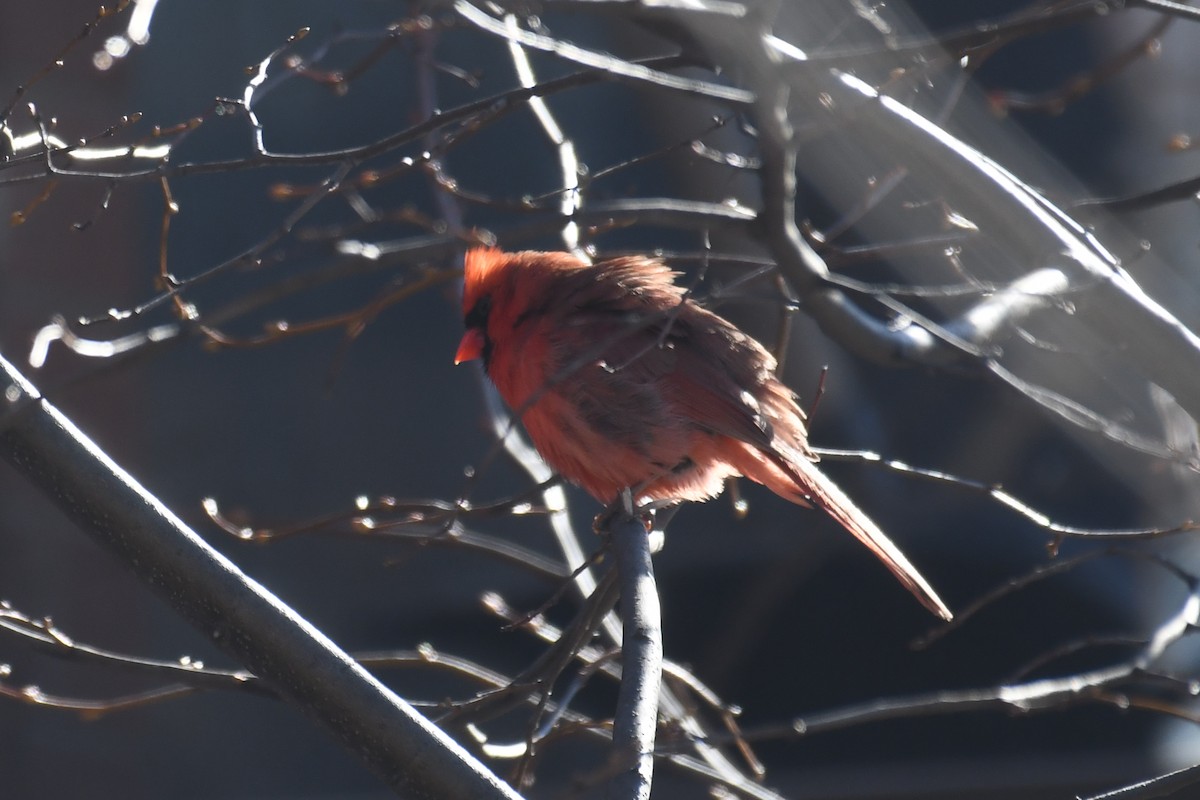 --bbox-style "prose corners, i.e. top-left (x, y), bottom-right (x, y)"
top-left (824, 70), bottom-right (1200, 422)
top-left (0, 353), bottom-right (522, 800)
top-left (607, 511), bottom-right (663, 800)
